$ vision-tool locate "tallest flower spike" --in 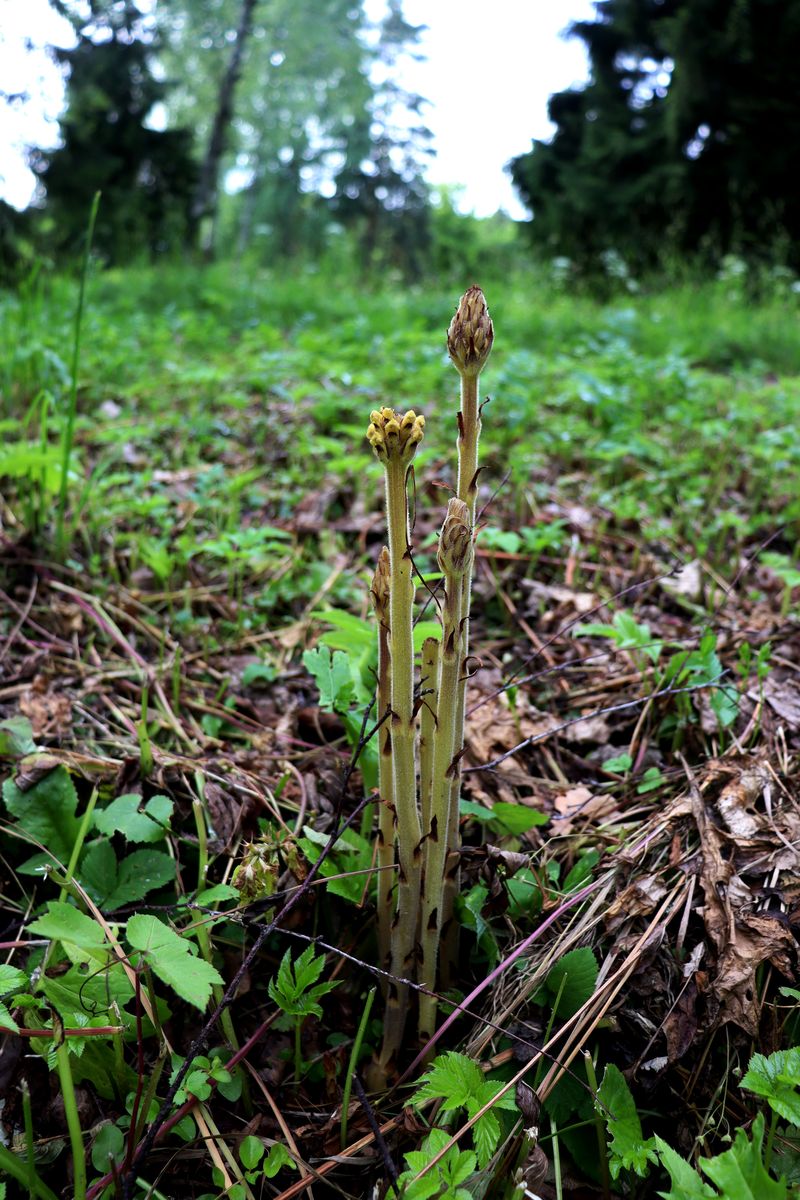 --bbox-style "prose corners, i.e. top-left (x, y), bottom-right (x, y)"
top-left (447, 284), bottom-right (494, 380)
top-left (440, 286), bottom-right (493, 989)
